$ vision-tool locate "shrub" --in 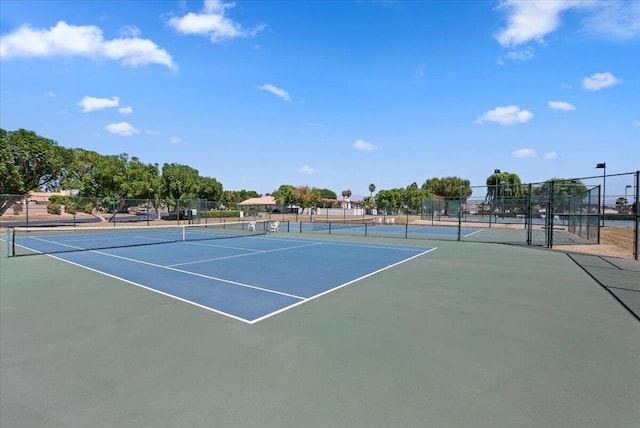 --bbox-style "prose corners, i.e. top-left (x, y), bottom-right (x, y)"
top-left (202, 210), bottom-right (240, 218)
